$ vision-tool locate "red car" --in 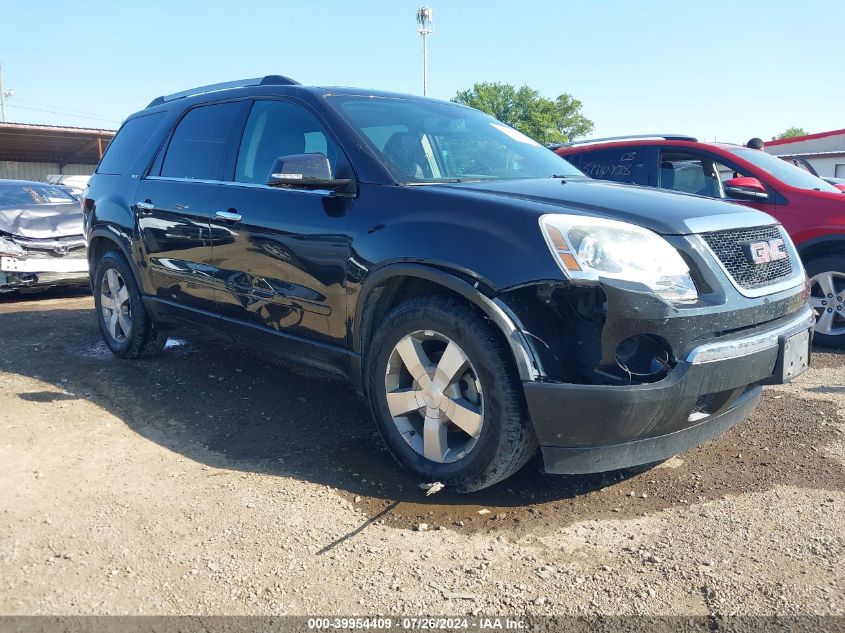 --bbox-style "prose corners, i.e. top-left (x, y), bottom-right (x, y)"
top-left (554, 135), bottom-right (845, 347)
